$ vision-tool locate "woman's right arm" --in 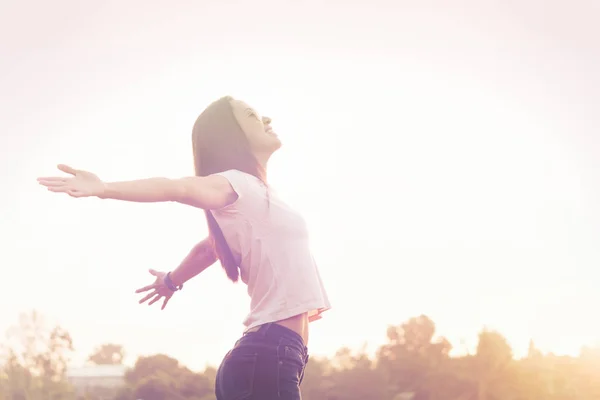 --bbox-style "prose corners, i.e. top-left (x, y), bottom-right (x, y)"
top-left (169, 237), bottom-right (218, 286)
top-left (37, 164), bottom-right (238, 210)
